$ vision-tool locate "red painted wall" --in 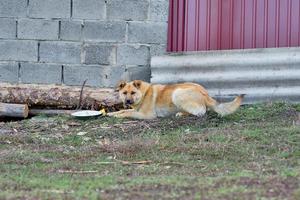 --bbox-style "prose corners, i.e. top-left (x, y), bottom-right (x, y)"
top-left (168, 0), bottom-right (300, 52)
